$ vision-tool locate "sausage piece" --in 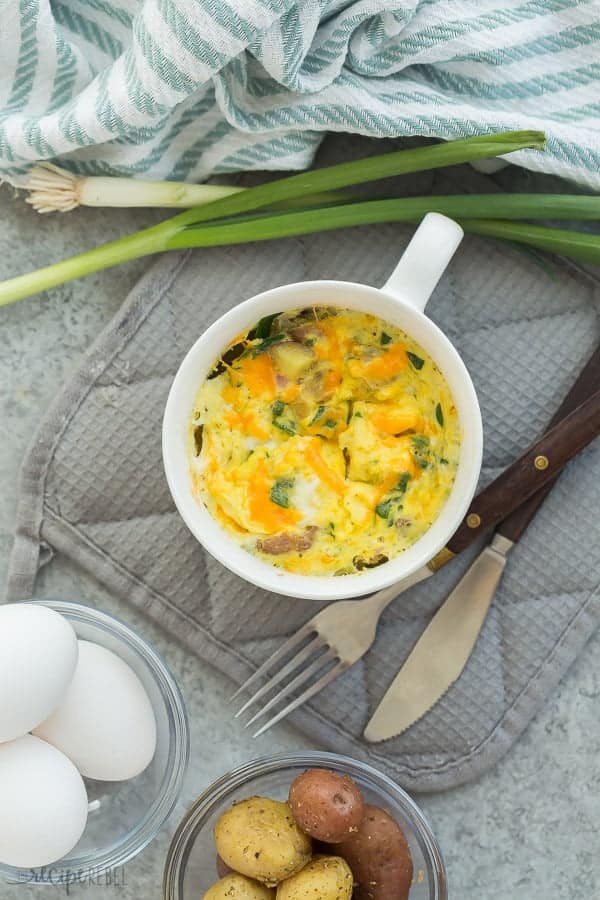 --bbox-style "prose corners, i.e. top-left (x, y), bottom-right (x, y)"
top-left (257, 527), bottom-right (317, 555)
